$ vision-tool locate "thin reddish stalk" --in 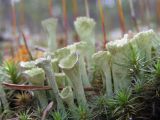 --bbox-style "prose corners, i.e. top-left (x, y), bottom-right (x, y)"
top-left (98, 0), bottom-right (107, 49)
top-left (11, 4), bottom-right (17, 36)
top-left (2, 82), bottom-right (50, 91)
top-left (2, 82), bottom-right (99, 92)
top-left (62, 0), bottom-right (68, 45)
top-left (117, 0), bottom-right (126, 35)
top-left (10, 43), bottom-right (15, 58)
top-left (49, 0), bottom-right (53, 17)
top-left (72, 0), bottom-right (78, 20)
top-left (20, 0), bottom-right (25, 27)
top-left (156, 0), bottom-right (160, 26)
top-left (84, 0), bottom-right (90, 17)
